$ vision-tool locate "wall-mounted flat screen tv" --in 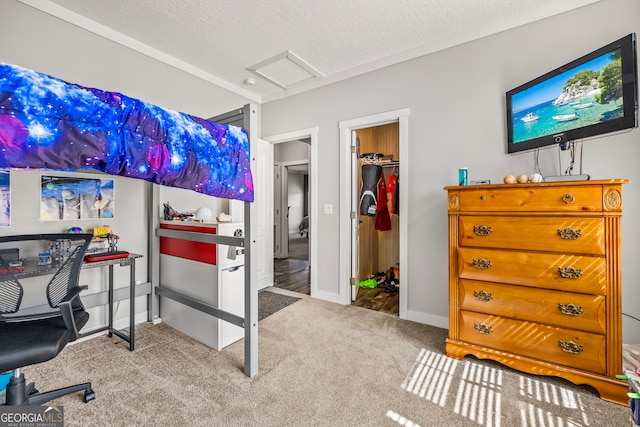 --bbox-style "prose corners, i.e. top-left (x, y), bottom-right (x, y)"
top-left (506, 33), bottom-right (638, 154)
